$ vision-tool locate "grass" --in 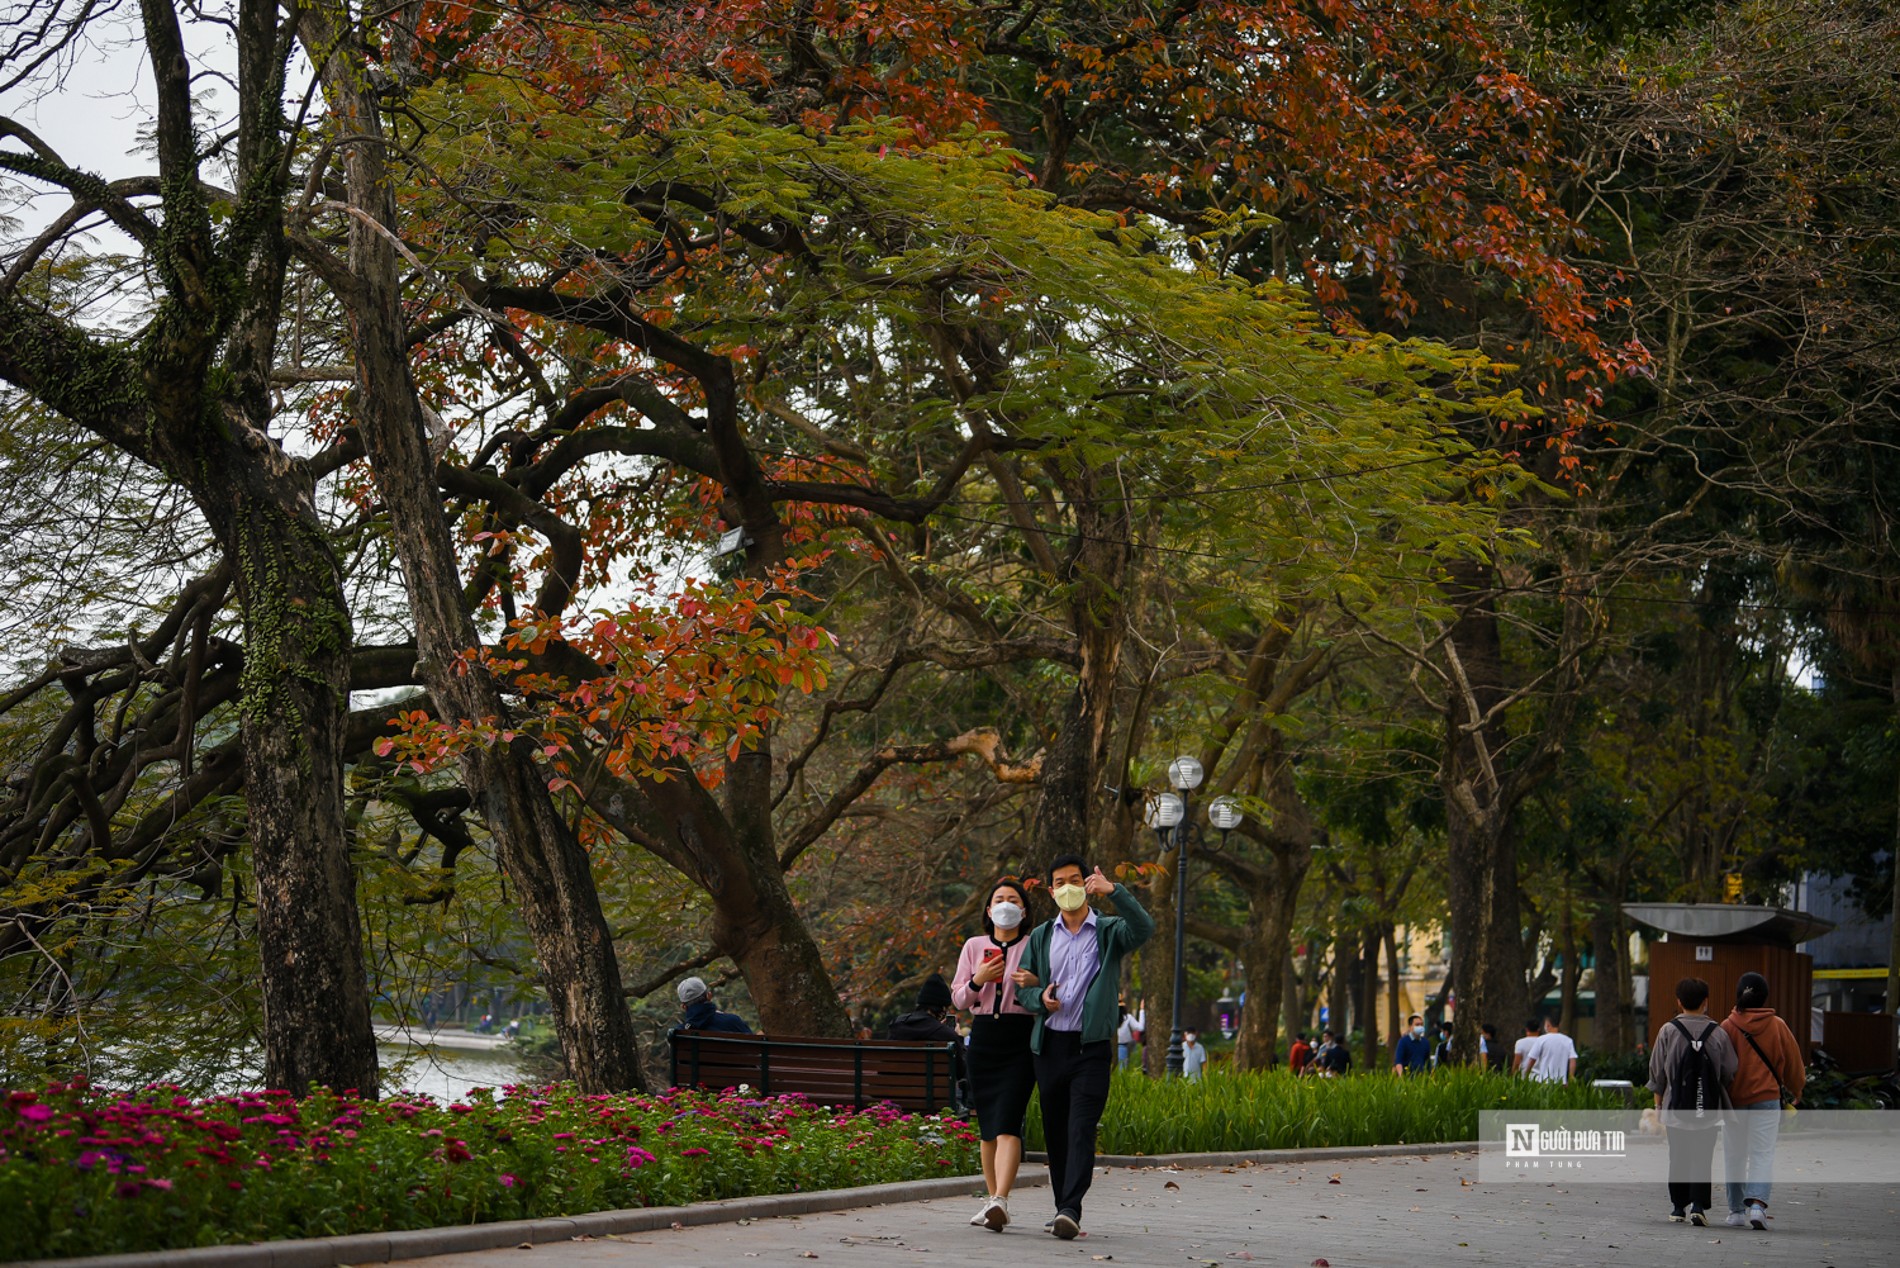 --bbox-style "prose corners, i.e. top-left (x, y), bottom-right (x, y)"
top-left (1026, 1067), bottom-right (1622, 1155)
